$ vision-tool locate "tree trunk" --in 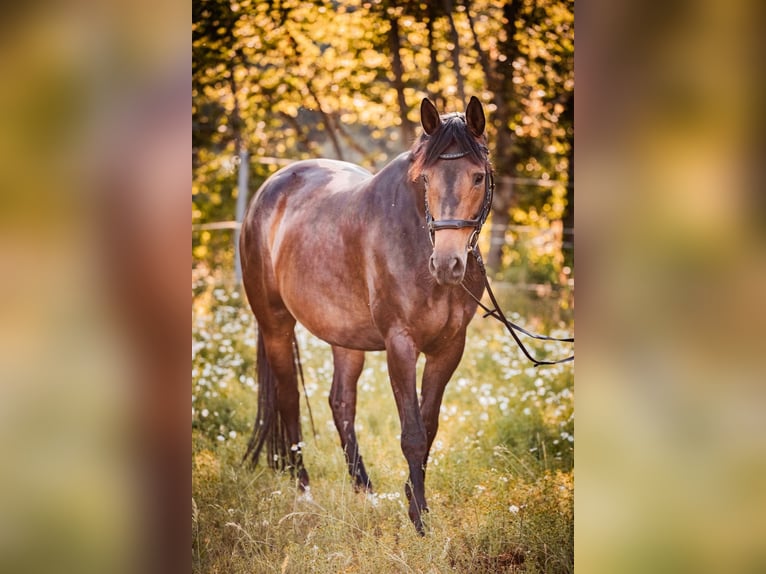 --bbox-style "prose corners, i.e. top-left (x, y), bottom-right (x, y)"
top-left (562, 92), bottom-right (574, 271)
top-left (426, 4), bottom-right (441, 106)
top-left (305, 81), bottom-right (345, 160)
top-left (474, 0), bottom-right (521, 275)
top-left (443, 0), bottom-right (465, 103)
top-left (388, 17), bottom-right (416, 147)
